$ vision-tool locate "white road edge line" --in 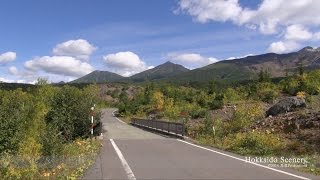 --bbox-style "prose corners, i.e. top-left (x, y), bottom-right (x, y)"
top-left (112, 110), bottom-right (126, 124)
top-left (110, 139), bottom-right (136, 180)
top-left (177, 139), bottom-right (310, 180)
